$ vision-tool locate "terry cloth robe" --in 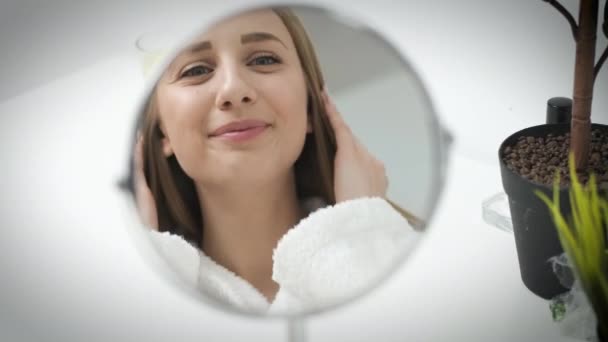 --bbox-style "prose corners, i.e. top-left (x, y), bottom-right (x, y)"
top-left (147, 196), bottom-right (420, 315)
